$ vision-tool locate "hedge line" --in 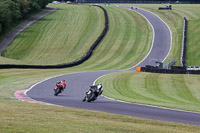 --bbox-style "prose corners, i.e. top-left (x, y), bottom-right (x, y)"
top-left (0, 5), bottom-right (108, 69)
